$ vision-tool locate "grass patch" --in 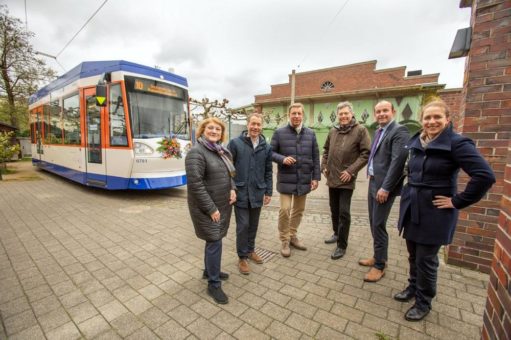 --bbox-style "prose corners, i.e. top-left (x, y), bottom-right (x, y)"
top-left (375, 331), bottom-right (393, 340)
top-left (0, 167), bottom-right (16, 175)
